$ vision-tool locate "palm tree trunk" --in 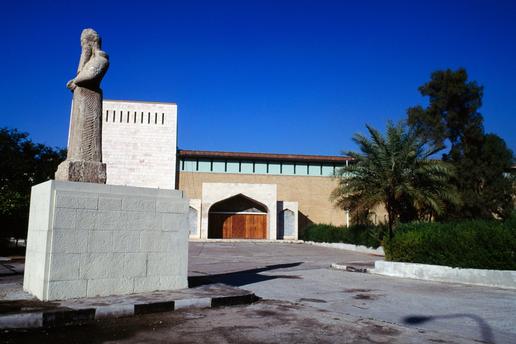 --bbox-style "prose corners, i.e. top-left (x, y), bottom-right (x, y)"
top-left (386, 202), bottom-right (394, 239)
